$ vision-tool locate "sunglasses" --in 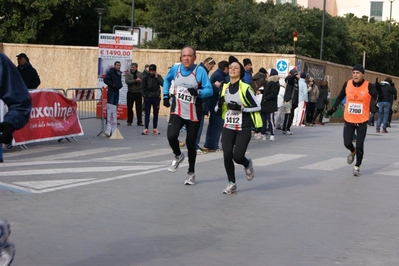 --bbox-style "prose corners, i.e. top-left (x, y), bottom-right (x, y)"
top-left (206, 58), bottom-right (215, 64)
